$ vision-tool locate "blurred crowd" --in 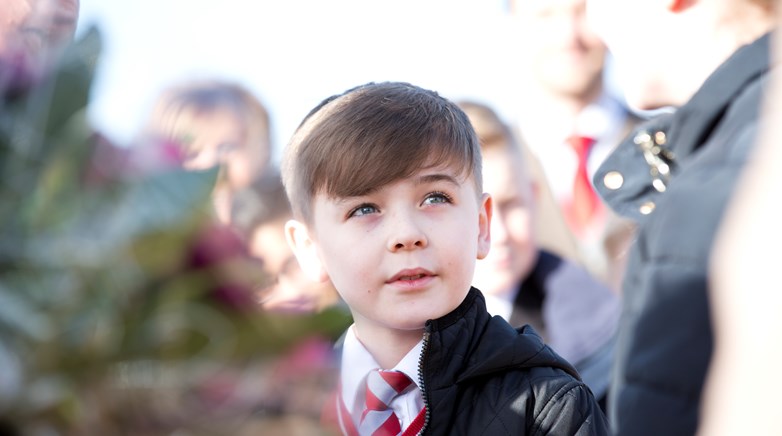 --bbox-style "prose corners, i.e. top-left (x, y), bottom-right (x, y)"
top-left (1, 0), bottom-right (779, 435)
